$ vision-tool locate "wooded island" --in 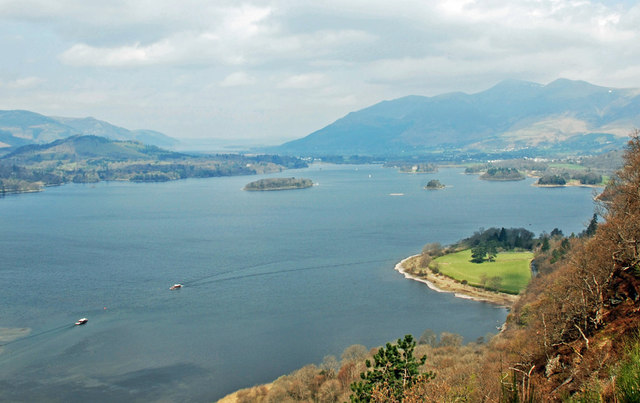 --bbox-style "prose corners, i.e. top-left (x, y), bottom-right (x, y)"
top-left (244, 177), bottom-right (313, 191)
